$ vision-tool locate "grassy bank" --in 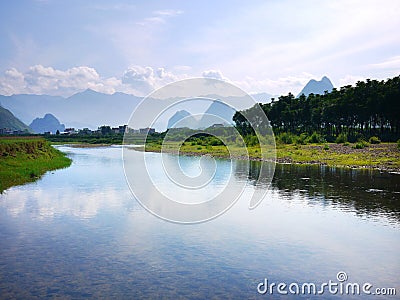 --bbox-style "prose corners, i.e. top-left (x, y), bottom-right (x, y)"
top-left (0, 137), bottom-right (72, 192)
top-left (144, 141), bottom-right (400, 172)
